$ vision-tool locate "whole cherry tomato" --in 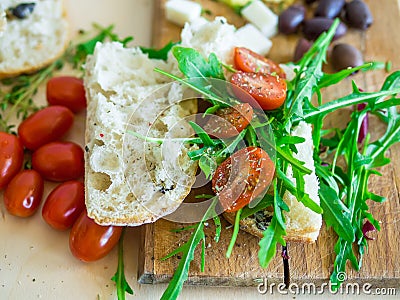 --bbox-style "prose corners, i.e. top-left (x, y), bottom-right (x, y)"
top-left (69, 211), bottom-right (123, 262)
top-left (204, 103), bottom-right (253, 138)
top-left (18, 106), bottom-right (74, 150)
top-left (234, 47), bottom-right (286, 78)
top-left (0, 132), bottom-right (24, 190)
top-left (42, 181), bottom-right (85, 230)
top-left (3, 169), bottom-right (44, 217)
top-left (212, 147), bottom-right (275, 212)
top-left (46, 76), bottom-right (87, 113)
top-left (32, 142), bottom-right (84, 181)
top-left (231, 71), bottom-right (287, 111)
